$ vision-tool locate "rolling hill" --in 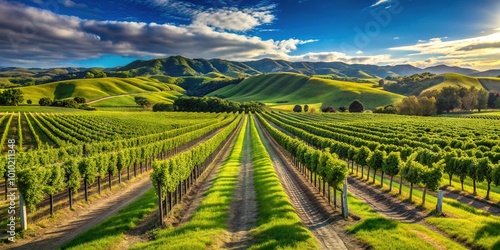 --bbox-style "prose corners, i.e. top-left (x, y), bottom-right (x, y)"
top-left (208, 73), bottom-right (404, 110)
top-left (421, 73), bottom-right (493, 93)
top-left (17, 77), bottom-right (184, 105)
